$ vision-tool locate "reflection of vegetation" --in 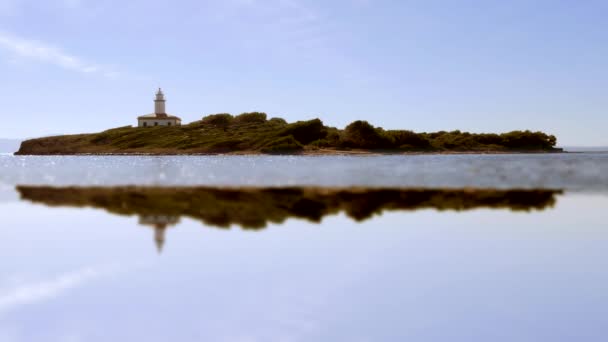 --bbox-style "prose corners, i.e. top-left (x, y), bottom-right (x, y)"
top-left (17, 186), bottom-right (561, 230)
top-left (16, 114), bottom-right (560, 155)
